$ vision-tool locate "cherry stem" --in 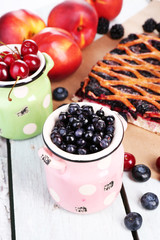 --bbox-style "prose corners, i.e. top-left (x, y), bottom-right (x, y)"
top-left (14, 46), bottom-right (21, 57)
top-left (0, 41), bottom-right (18, 54)
top-left (8, 76), bottom-right (20, 101)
